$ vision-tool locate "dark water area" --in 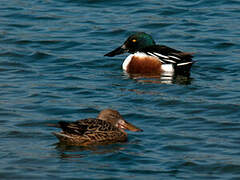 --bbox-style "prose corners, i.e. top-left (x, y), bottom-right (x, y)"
top-left (0, 0), bottom-right (240, 179)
